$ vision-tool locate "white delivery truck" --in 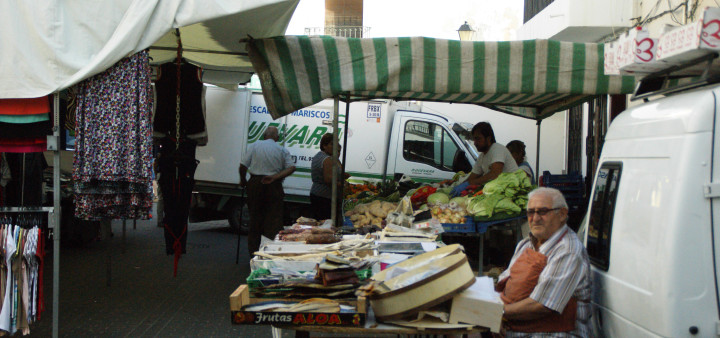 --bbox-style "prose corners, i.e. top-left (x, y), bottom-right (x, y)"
top-left (585, 77), bottom-right (720, 336)
top-left (191, 86), bottom-right (478, 231)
